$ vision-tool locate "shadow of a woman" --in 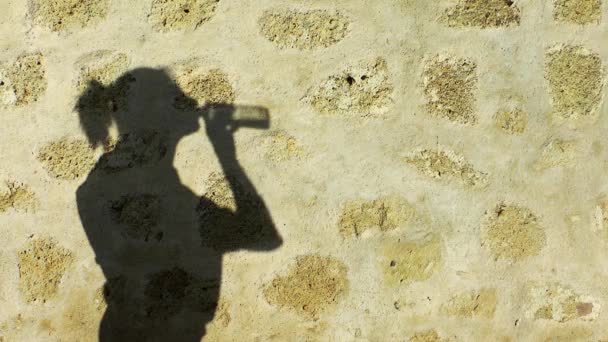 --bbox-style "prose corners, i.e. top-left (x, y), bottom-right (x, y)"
top-left (75, 68), bottom-right (282, 341)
